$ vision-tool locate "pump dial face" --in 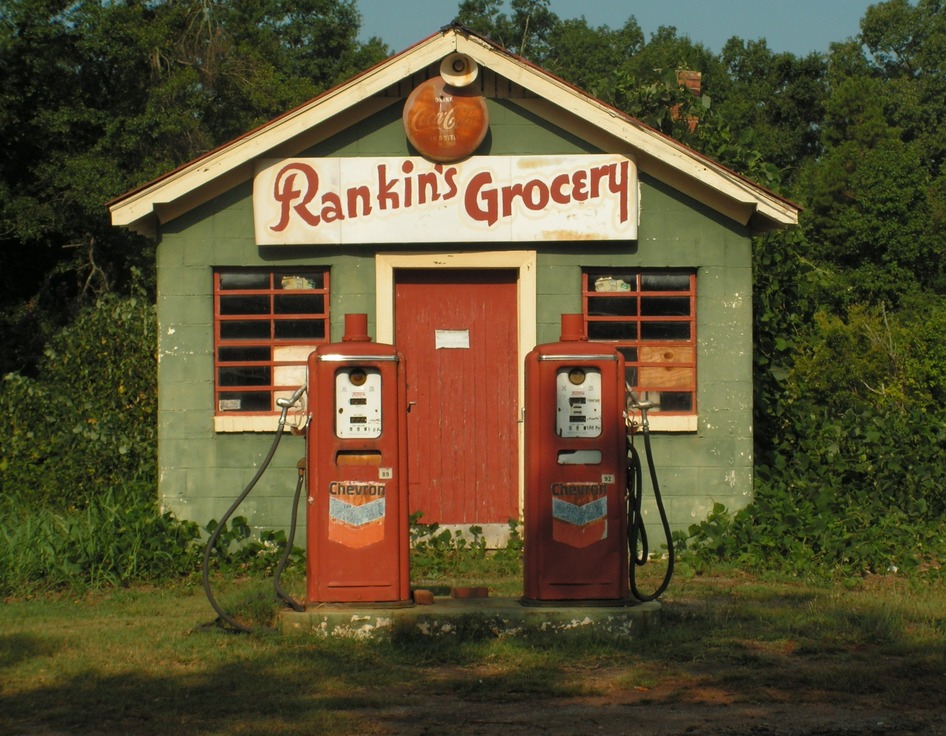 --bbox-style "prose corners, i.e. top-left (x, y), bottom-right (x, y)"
top-left (336, 368), bottom-right (381, 439)
top-left (568, 368), bottom-right (587, 386)
top-left (348, 368), bottom-right (368, 387)
top-left (556, 367), bottom-right (602, 438)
